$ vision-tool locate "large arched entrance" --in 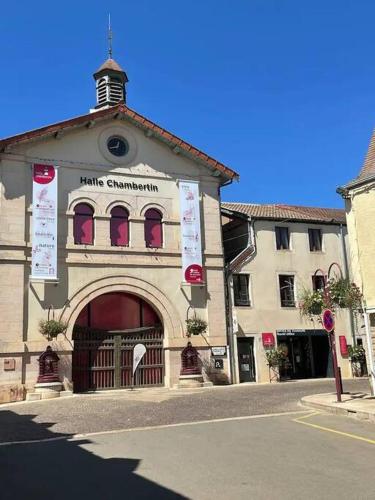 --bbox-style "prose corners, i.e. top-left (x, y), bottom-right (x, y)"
top-left (72, 292), bottom-right (164, 392)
